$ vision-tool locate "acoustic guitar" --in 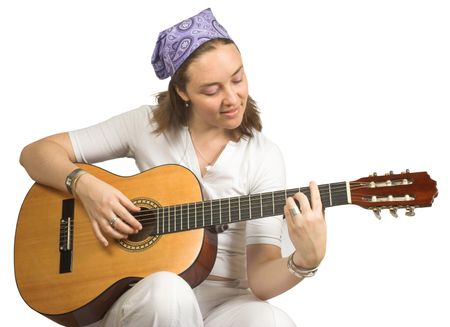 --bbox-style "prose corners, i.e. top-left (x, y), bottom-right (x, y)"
top-left (14, 164), bottom-right (438, 326)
